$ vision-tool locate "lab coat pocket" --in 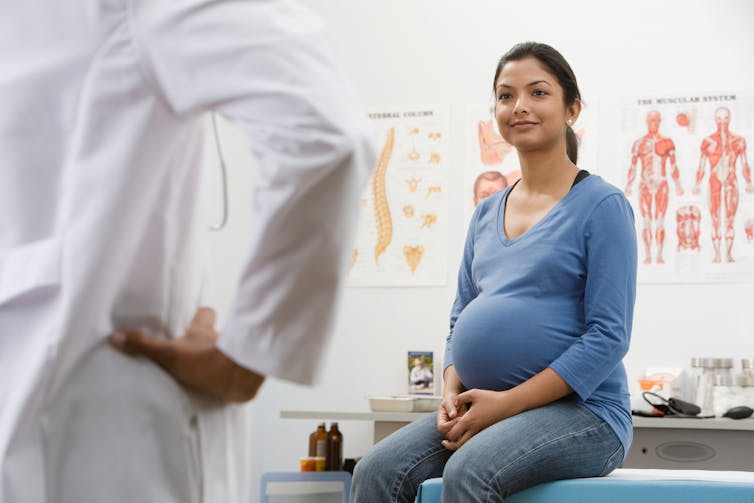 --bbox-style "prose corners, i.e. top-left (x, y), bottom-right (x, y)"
top-left (0, 237), bottom-right (62, 307)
